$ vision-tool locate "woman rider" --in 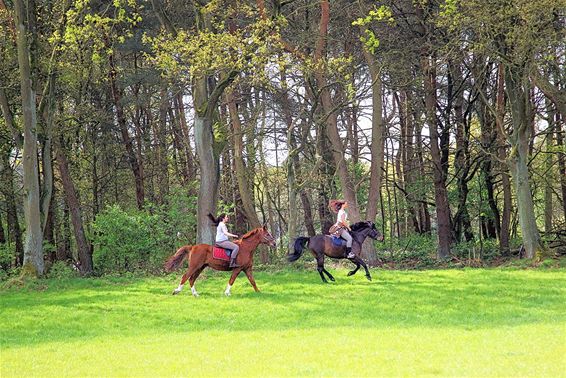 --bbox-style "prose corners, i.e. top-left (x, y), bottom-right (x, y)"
top-left (328, 200), bottom-right (355, 258)
top-left (208, 213), bottom-right (240, 268)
